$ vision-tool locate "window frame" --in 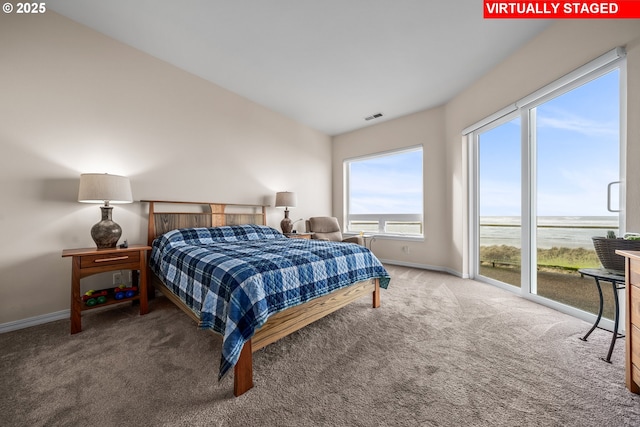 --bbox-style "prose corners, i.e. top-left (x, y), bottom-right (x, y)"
top-left (343, 145), bottom-right (424, 239)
